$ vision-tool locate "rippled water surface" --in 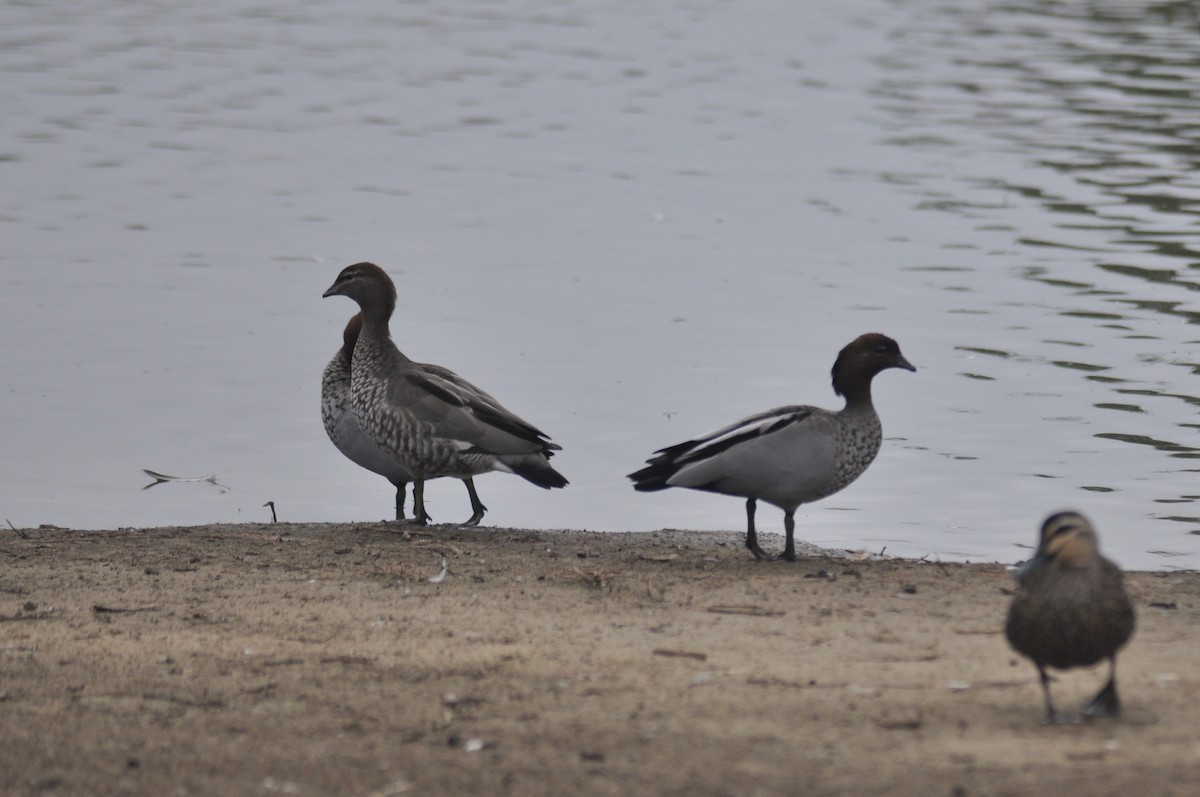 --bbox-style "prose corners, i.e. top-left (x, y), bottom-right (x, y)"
top-left (2, 0), bottom-right (1197, 569)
